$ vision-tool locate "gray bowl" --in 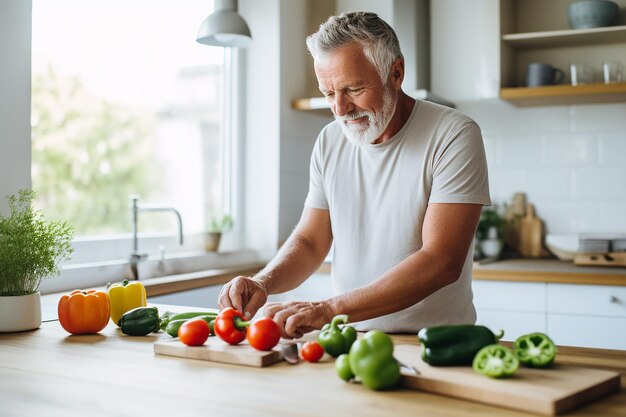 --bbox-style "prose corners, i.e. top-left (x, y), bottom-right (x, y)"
top-left (568, 0), bottom-right (619, 29)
